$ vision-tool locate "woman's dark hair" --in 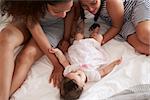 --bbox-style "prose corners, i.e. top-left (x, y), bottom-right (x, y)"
top-left (79, 0), bottom-right (104, 31)
top-left (60, 77), bottom-right (83, 100)
top-left (47, 0), bottom-right (71, 5)
top-left (89, 23), bottom-right (100, 31)
top-left (0, 0), bottom-right (71, 24)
